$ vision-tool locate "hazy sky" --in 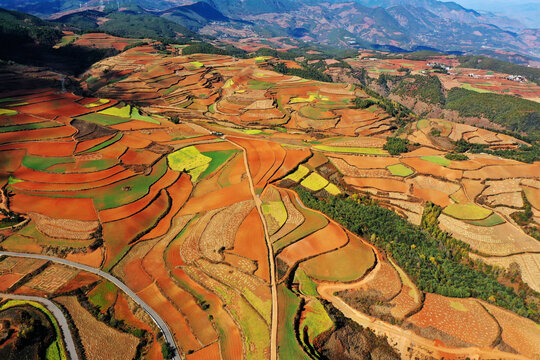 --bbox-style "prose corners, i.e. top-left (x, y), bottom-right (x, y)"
top-left (452, 0), bottom-right (540, 11)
